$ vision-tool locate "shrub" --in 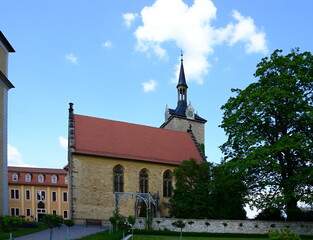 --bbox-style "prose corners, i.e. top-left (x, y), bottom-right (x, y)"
top-left (271, 223), bottom-right (276, 228)
top-left (0, 216), bottom-right (24, 232)
top-left (239, 223), bottom-right (243, 227)
top-left (268, 228), bottom-right (301, 240)
top-left (223, 222), bottom-right (228, 227)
